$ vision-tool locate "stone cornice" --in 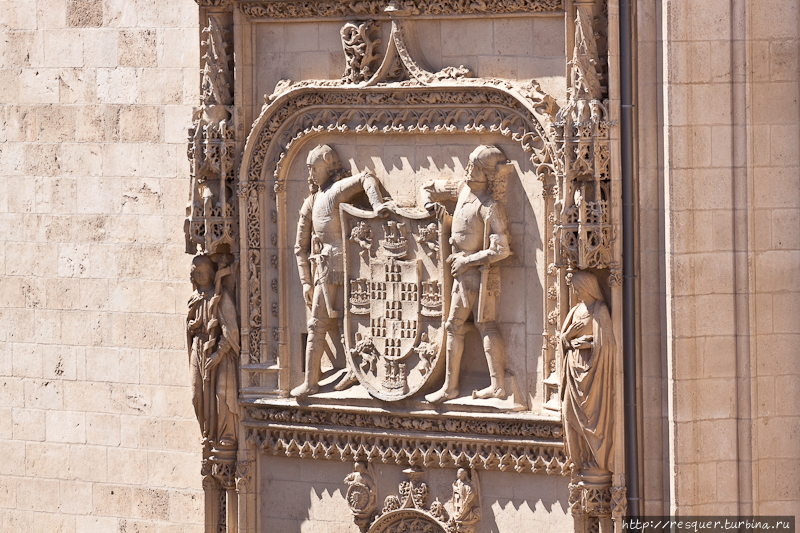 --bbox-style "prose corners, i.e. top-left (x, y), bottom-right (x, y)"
top-left (243, 403), bottom-right (568, 474)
